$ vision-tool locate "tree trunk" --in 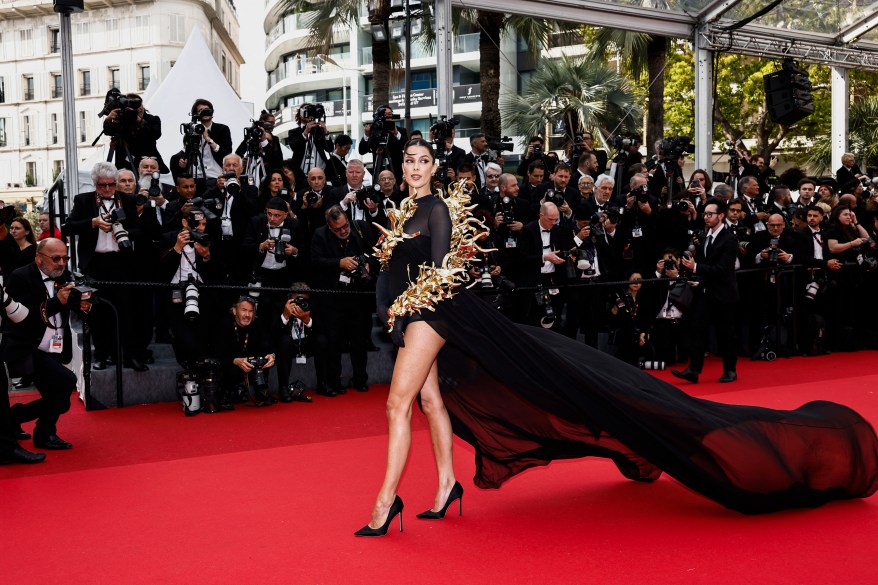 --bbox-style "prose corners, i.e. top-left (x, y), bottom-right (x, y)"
top-left (371, 0), bottom-right (392, 108)
top-left (477, 11), bottom-right (504, 137)
top-left (645, 36), bottom-right (666, 151)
